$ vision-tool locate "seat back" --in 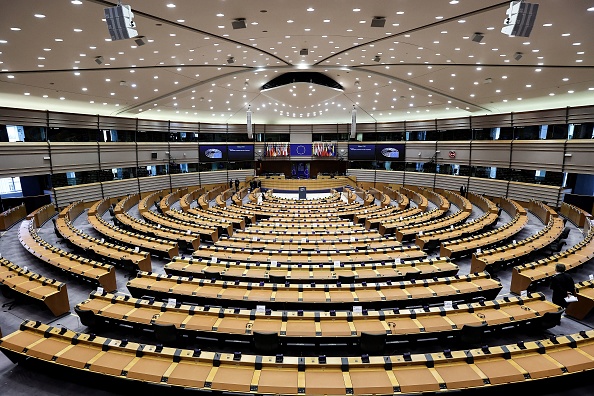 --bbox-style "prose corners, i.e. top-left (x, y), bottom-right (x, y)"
top-left (539, 309), bottom-right (564, 330)
top-left (153, 323), bottom-right (178, 345)
top-left (459, 323), bottom-right (488, 345)
top-left (359, 332), bottom-right (386, 355)
top-left (253, 331), bottom-right (280, 354)
top-left (75, 306), bottom-right (99, 328)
